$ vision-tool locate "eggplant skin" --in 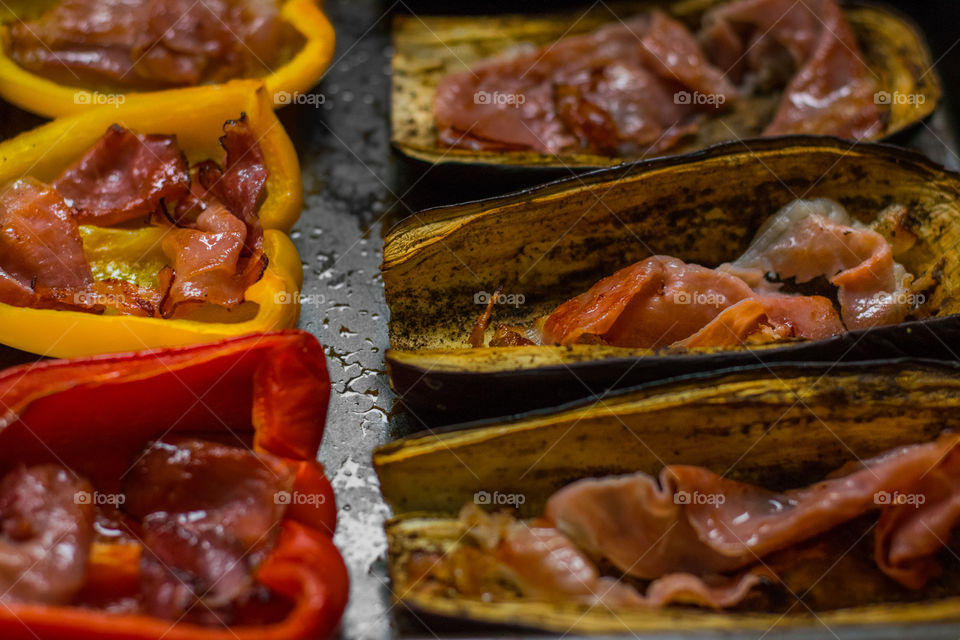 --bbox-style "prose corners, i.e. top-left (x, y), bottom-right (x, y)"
top-left (376, 361), bottom-right (960, 634)
top-left (383, 136), bottom-right (960, 420)
top-left (390, 2), bottom-right (940, 168)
